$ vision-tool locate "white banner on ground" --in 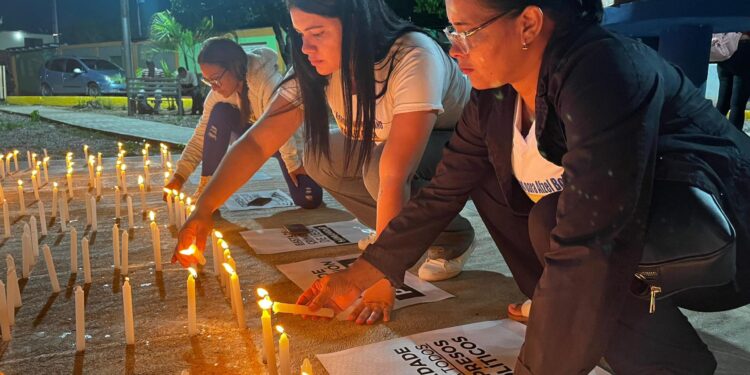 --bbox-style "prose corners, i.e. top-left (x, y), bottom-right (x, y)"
top-left (317, 319), bottom-right (610, 375)
top-left (224, 189), bottom-right (294, 211)
top-left (277, 254), bottom-right (453, 319)
top-left (240, 220), bottom-right (372, 254)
